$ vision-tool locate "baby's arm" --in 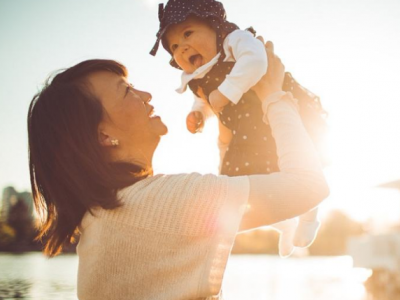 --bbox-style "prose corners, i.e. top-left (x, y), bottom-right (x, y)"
top-left (186, 94), bottom-right (214, 133)
top-left (210, 30), bottom-right (268, 112)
